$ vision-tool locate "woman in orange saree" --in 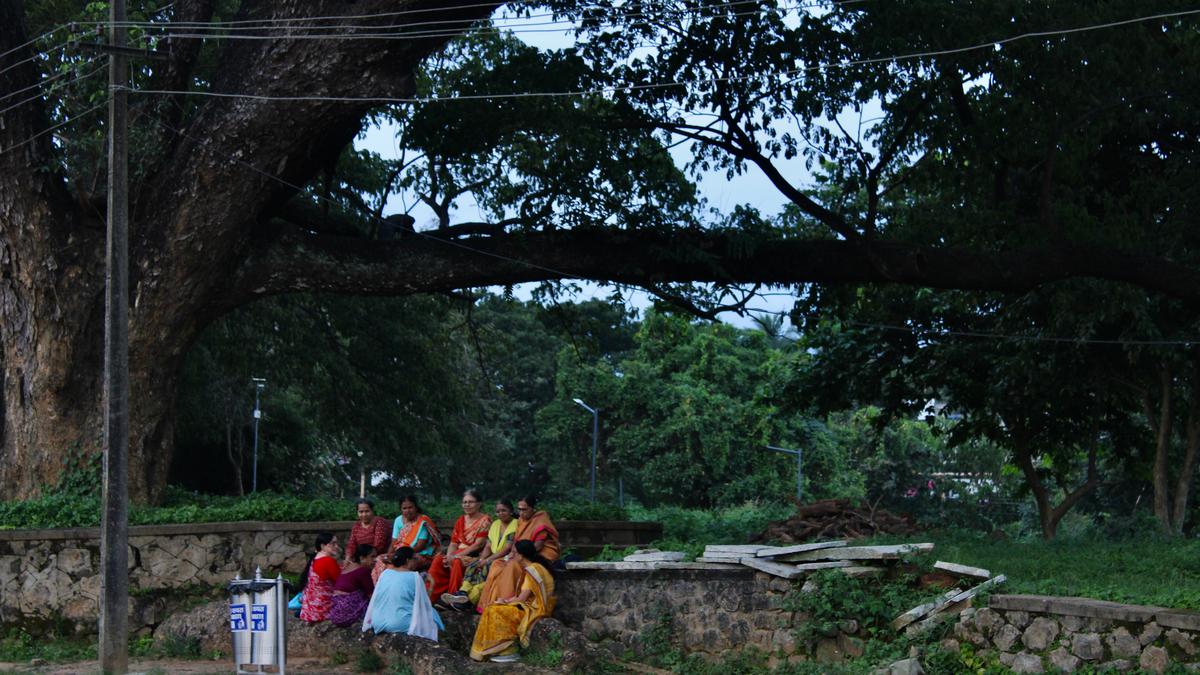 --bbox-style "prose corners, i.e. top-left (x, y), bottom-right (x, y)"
top-left (475, 495), bottom-right (558, 612)
top-left (372, 495), bottom-right (442, 585)
top-left (469, 540), bottom-right (556, 662)
top-left (427, 489), bottom-right (491, 601)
